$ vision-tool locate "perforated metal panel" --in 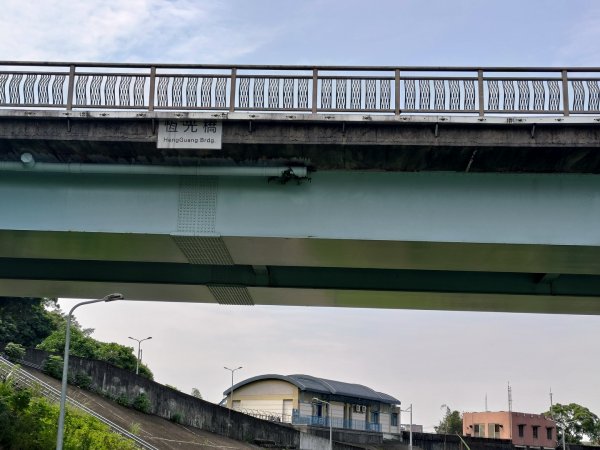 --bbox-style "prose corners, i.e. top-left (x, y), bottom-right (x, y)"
top-left (209, 286), bottom-right (254, 305)
top-left (177, 176), bottom-right (217, 235)
top-left (172, 236), bottom-right (234, 265)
